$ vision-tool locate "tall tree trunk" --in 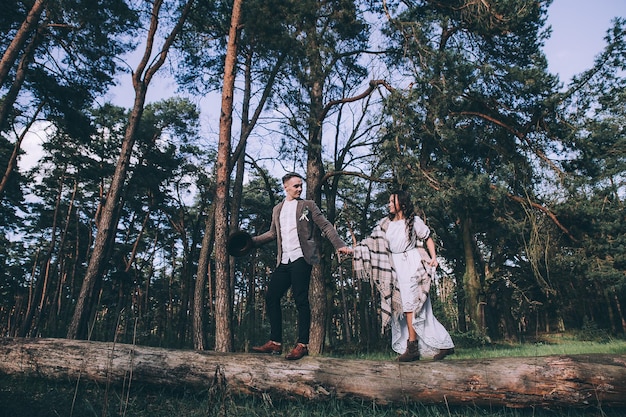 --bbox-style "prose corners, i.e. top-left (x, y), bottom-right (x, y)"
top-left (17, 252), bottom-right (40, 337)
top-left (178, 249), bottom-right (190, 347)
top-left (605, 287), bottom-right (617, 334)
top-left (228, 63), bottom-right (249, 342)
top-left (613, 288), bottom-right (626, 333)
top-left (66, 89), bottom-right (147, 340)
top-left (306, 75), bottom-right (326, 354)
top-left (338, 263), bottom-right (352, 344)
top-left (461, 216), bottom-right (484, 332)
top-left (0, 0), bottom-right (46, 86)
top-left (0, 22), bottom-right (42, 134)
top-left (67, 0), bottom-right (195, 339)
top-left (307, 81), bottom-right (391, 353)
top-left (229, 47), bottom-right (251, 235)
top-left (43, 177), bottom-right (79, 336)
top-left (19, 171), bottom-right (65, 337)
top-left (213, 0), bottom-right (242, 353)
top-left (192, 204), bottom-right (215, 350)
